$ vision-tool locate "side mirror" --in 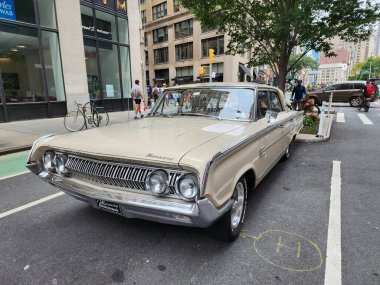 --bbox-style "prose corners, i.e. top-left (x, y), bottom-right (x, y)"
top-left (265, 110), bottom-right (278, 123)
